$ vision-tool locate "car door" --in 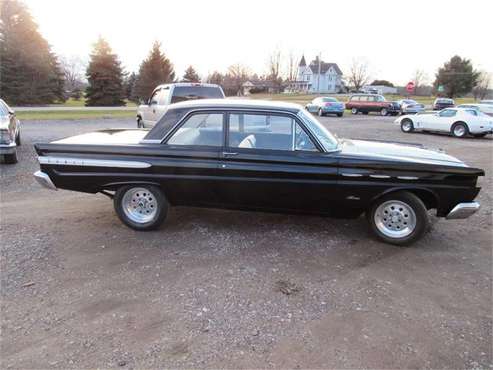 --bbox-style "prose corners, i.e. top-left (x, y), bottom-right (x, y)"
top-left (305, 98), bottom-right (318, 113)
top-left (424, 109), bottom-right (456, 131)
top-left (216, 110), bottom-right (340, 214)
top-left (155, 86), bottom-right (171, 121)
top-left (159, 111), bottom-right (224, 206)
top-left (143, 89), bottom-right (163, 127)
